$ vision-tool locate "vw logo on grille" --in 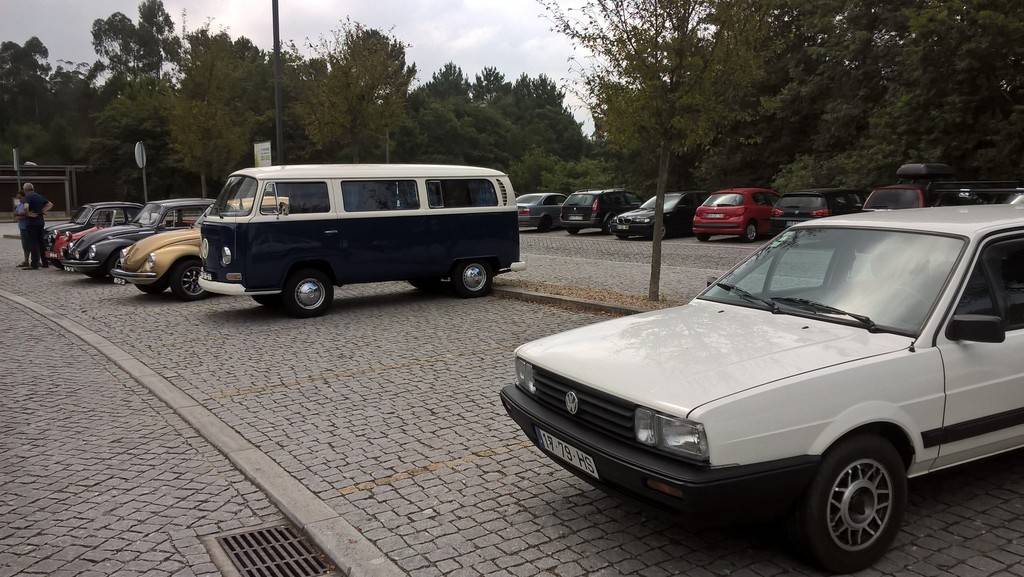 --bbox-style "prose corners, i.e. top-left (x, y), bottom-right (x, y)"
top-left (565, 391), bottom-right (579, 415)
top-left (200, 238), bottom-right (209, 259)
